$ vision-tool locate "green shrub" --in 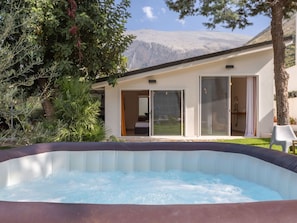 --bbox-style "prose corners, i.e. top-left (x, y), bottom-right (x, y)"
top-left (52, 77), bottom-right (106, 142)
